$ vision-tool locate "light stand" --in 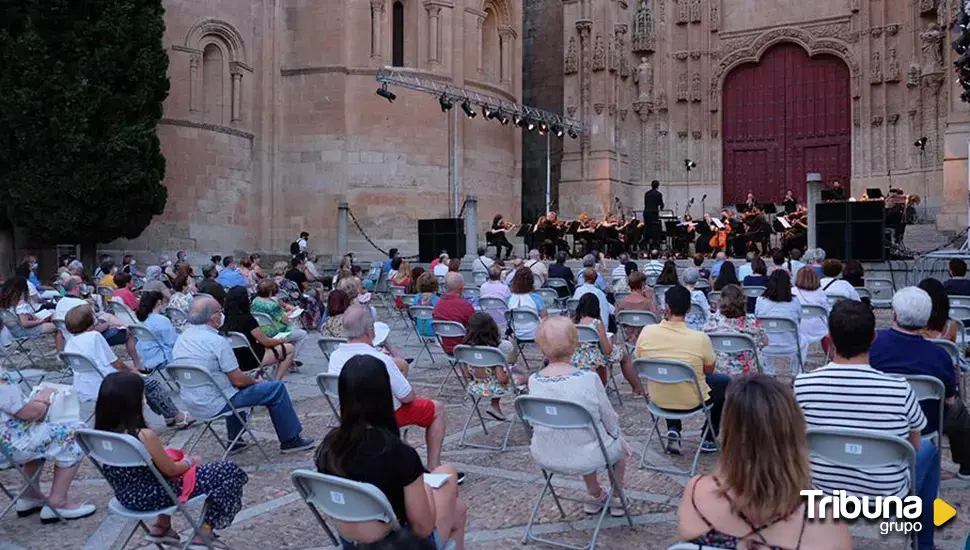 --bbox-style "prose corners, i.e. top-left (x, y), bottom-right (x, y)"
top-left (684, 159), bottom-right (697, 217)
top-left (914, 136), bottom-right (927, 222)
